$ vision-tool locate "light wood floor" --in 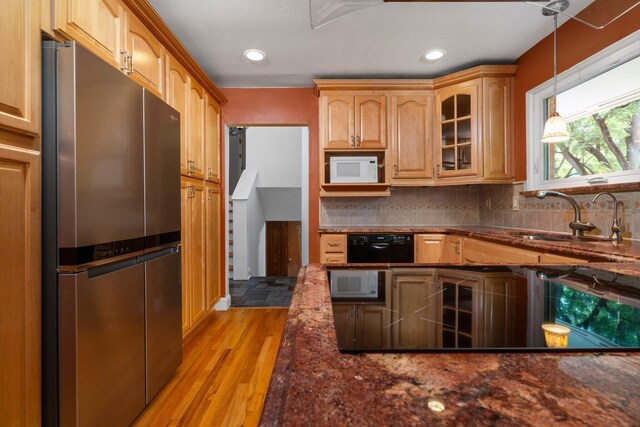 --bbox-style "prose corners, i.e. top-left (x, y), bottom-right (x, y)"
top-left (133, 308), bottom-right (288, 427)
